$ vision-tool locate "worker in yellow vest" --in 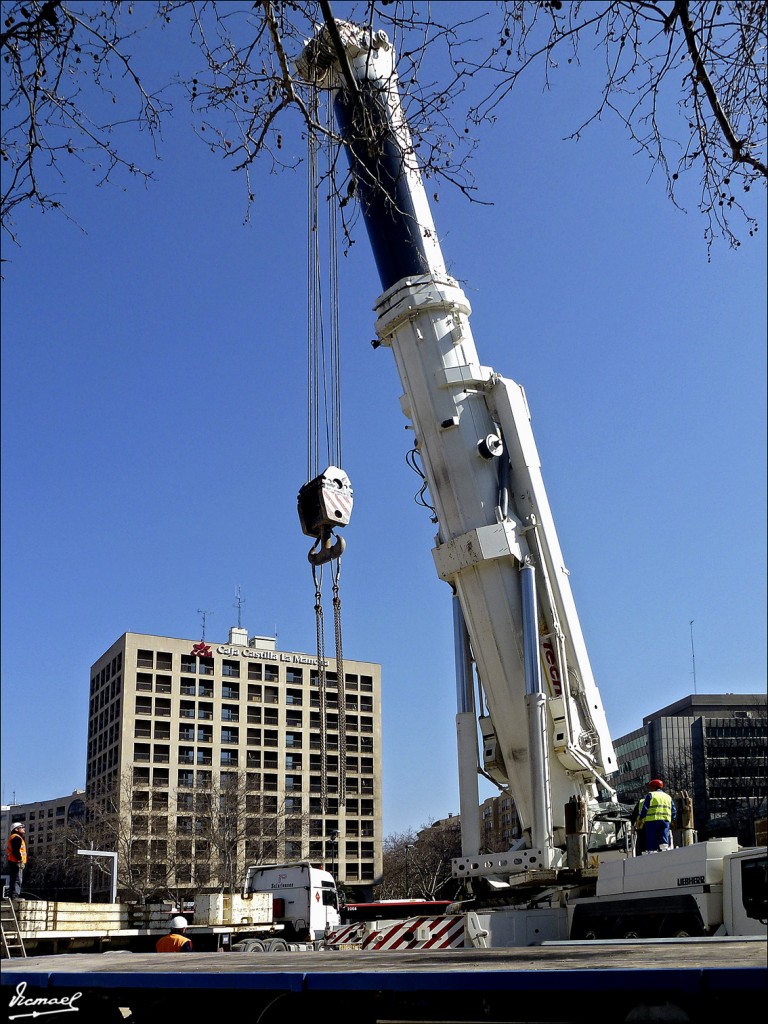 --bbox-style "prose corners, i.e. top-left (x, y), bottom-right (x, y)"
top-left (5, 823), bottom-right (27, 900)
top-left (636, 779), bottom-right (677, 853)
top-left (156, 915), bottom-right (194, 952)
